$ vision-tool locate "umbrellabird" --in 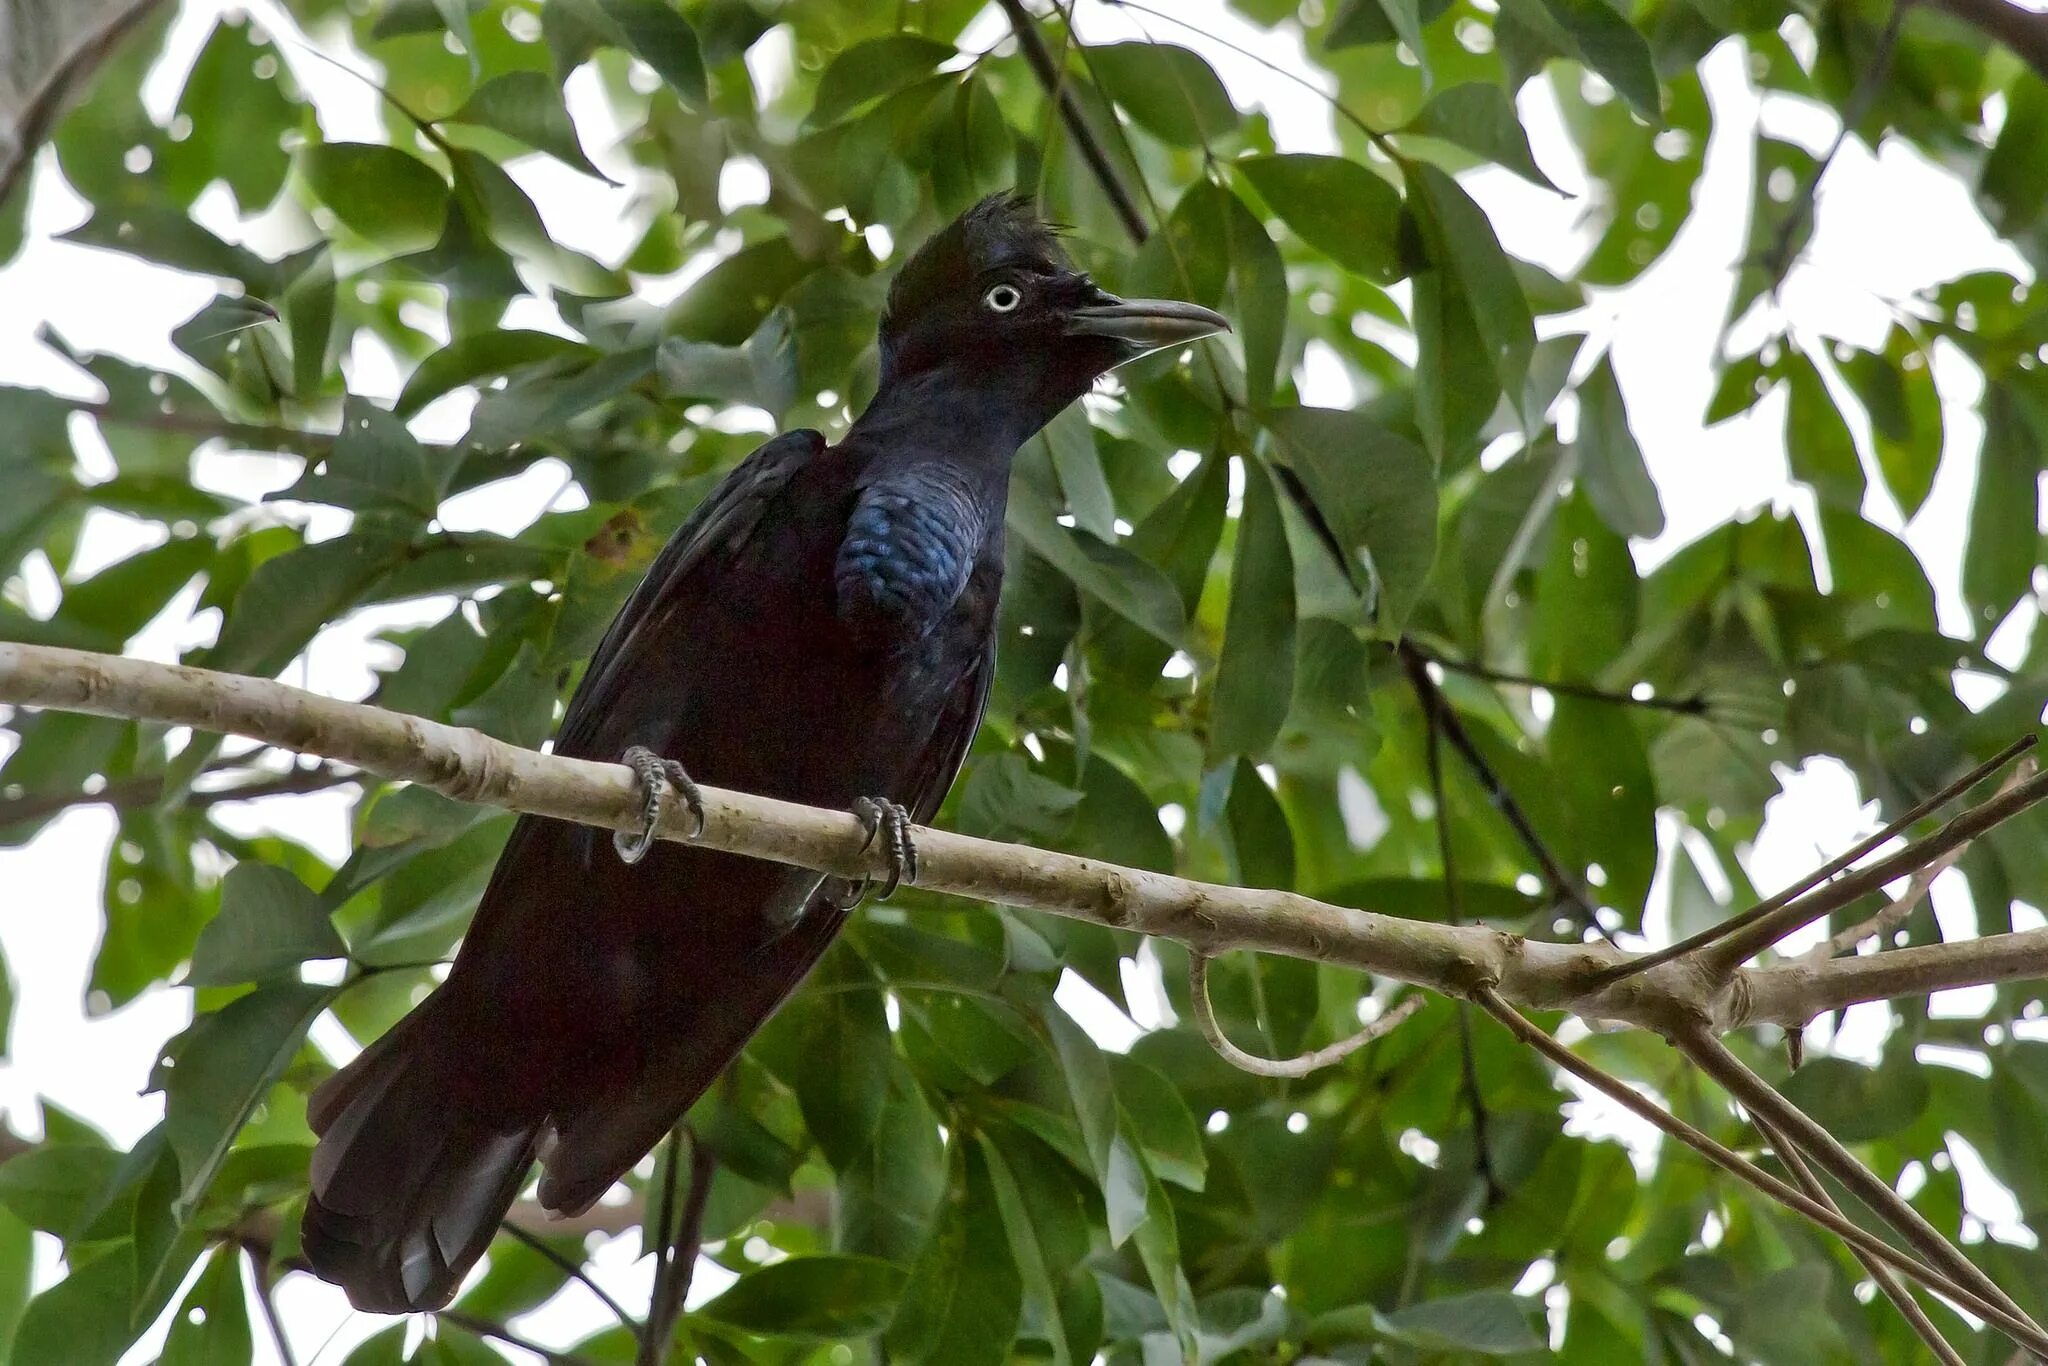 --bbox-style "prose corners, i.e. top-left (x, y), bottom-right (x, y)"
top-left (300, 193), bottom-right (1226, 1311)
